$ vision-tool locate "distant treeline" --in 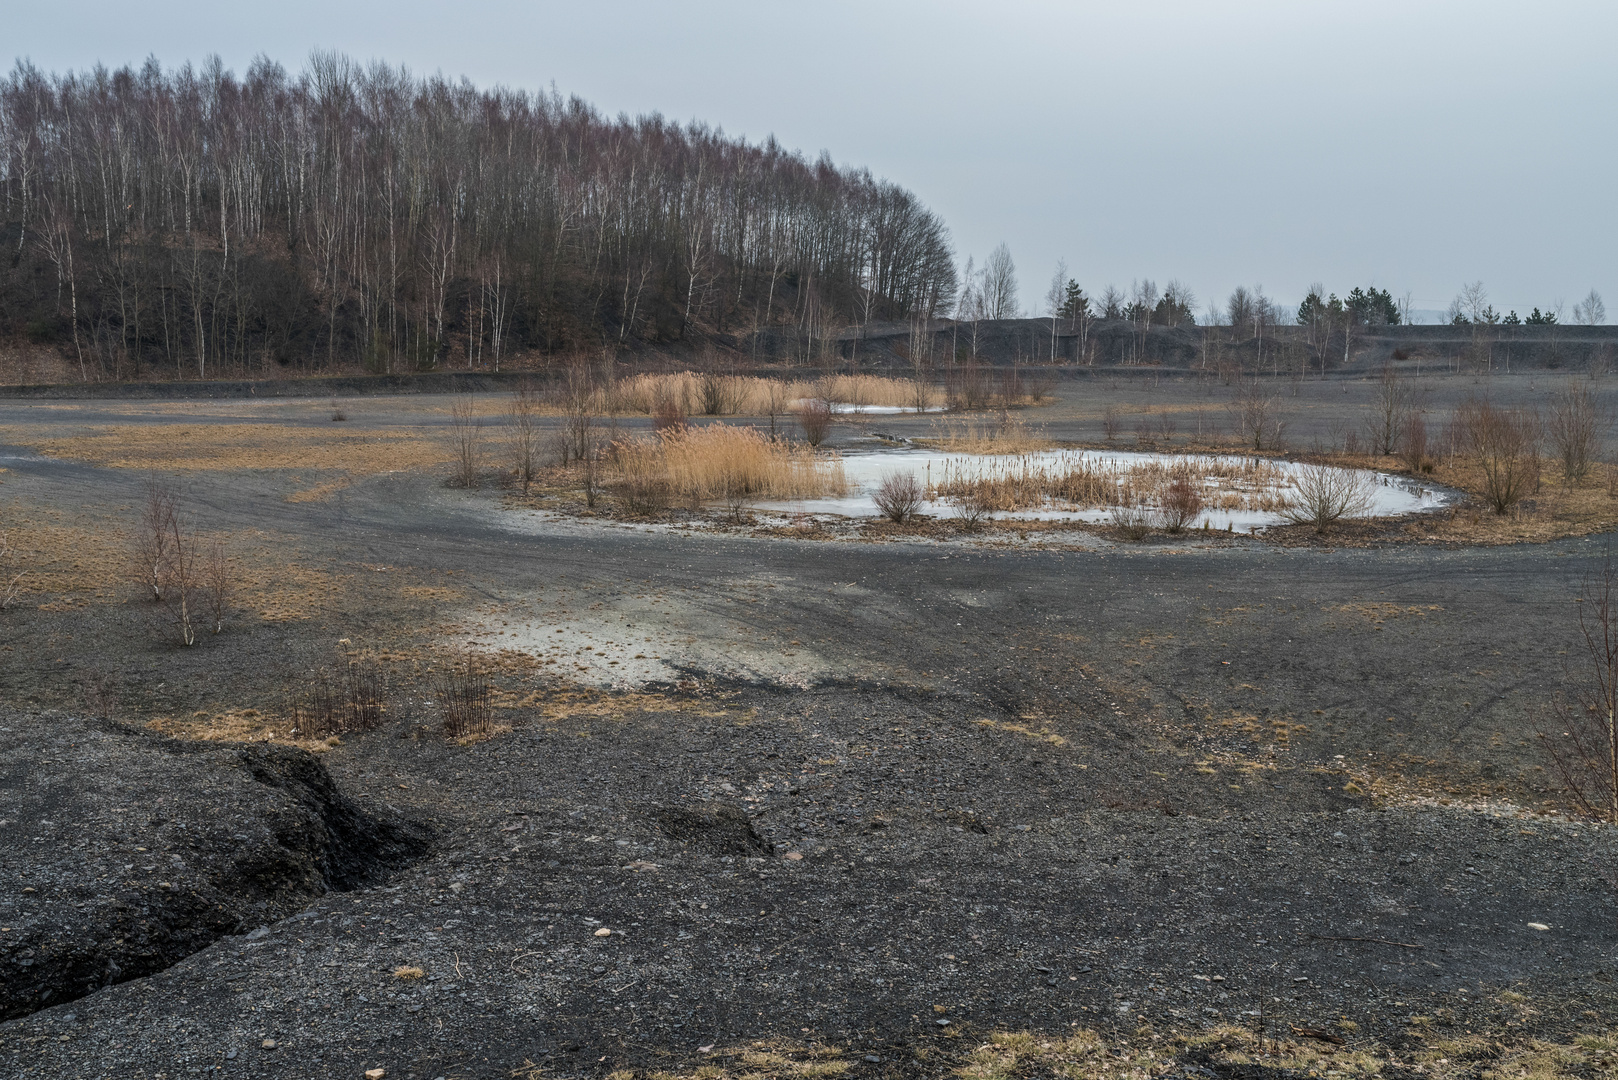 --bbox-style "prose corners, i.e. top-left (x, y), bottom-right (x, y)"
top-left (0, 53), bottom-right (958, 381)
